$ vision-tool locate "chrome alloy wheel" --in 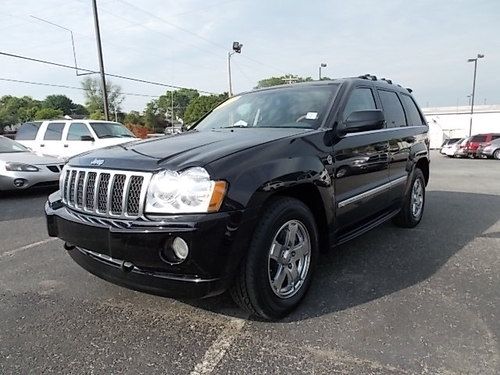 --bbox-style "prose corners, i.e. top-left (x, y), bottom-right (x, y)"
top-left (267, 220), bottom-right (311, 299)
top-left (411, 178), bottom-right (424, 219)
